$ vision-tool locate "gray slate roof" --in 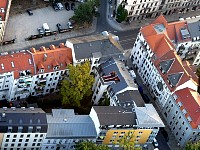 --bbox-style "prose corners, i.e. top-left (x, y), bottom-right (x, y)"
top-left (67, 34), bottom-right (123, 60)
top-left (93, 106), bottom-right (136, 126)
top-left (160, 58), bottom-right (174, 73)
top-left (0, 108), bottom-right (47, 133)
top-left (187, 21), bottom-right (200, 38)
top-left (98, 57), bottom-right (138, 94)
top-left (117, 90), bottom-right (145, 108)
top-left (46, 109), bottom-right (97, 138)
top-left (168, 72), bottom-right (183, 86)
